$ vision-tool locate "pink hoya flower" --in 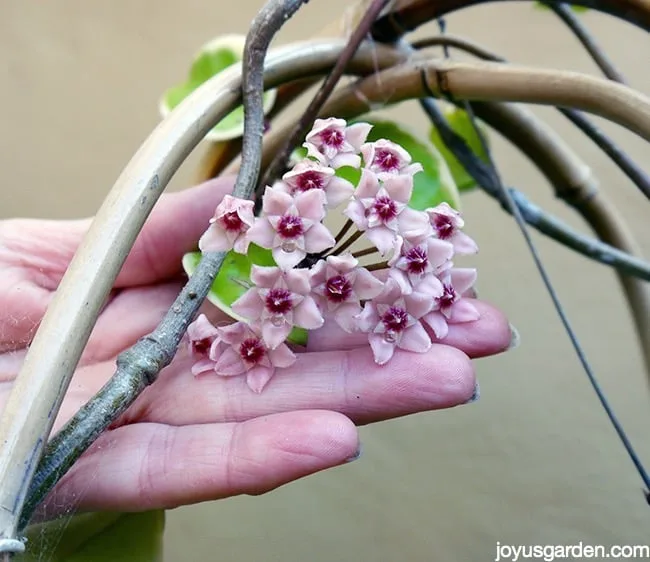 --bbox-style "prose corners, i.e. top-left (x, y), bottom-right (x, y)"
top-left (278, 160), bottom-right (354, 208)
top-left (199, 195), bottom-right (255, 254)
top-left (426, 202), bottom-right (478, 255)
top-left (356, 278), bottom-right (433, 365)
top-left (361, 139), bottom-right (423, 179)
top-left (304, 117), bottom-right (372, 169)
top-left (310, 254), bottom-right (384, 332)
top-left (388, 236), bottom-right (455, 291)
top-left (247, 186), bottom-right (335, 269)
top-left (344, 169), bottom-right (429, 255)
top-left (187, 314), bottom-right (220, 376)
top-left (231, 265), bottom-right (324, 349)
top-left (211, 321), bottom-right (296, 393)
top-left (420, 268), bottom-right (480, 339)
